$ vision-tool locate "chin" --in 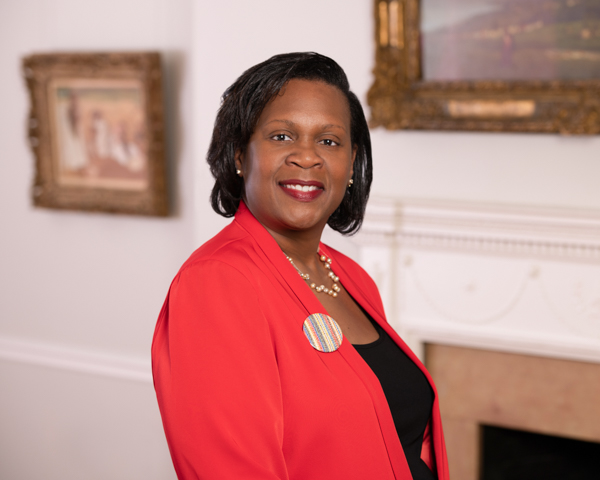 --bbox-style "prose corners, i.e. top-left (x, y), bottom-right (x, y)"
top-left (279, 208), bottom-right (329, 232)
